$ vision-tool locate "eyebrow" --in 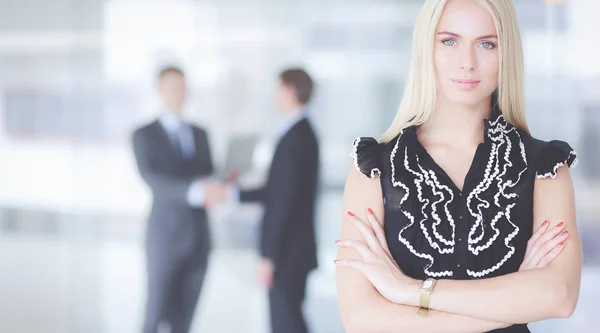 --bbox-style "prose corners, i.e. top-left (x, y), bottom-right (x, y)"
top-left (437, 31), bottom-right (498, 39)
